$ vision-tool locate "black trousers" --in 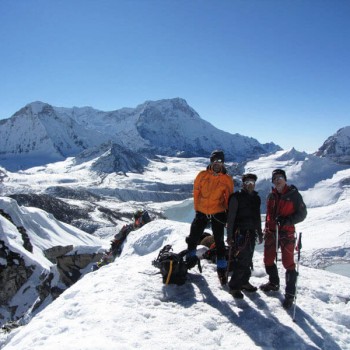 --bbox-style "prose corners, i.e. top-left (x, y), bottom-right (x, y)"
top-left (228, 229), bottom-right (256, 290)
top-left (187, 211), bottom-right (227, 261)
